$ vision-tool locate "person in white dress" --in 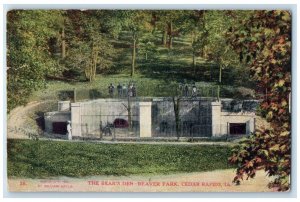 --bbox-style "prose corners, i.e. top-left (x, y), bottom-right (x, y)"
top-left (67, 121), bottom-right (72, 140)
